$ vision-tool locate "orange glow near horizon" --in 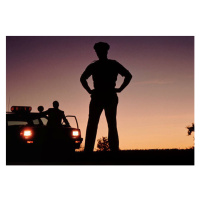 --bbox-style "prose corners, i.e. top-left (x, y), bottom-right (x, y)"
top-left (6, 36), bottom-right (194, 150)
